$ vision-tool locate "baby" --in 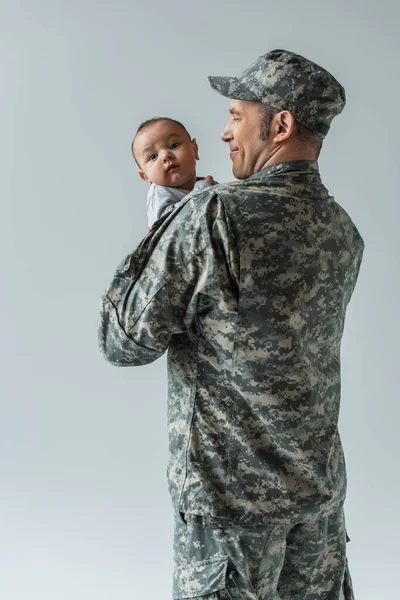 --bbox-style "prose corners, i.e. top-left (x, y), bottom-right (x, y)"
top-left (131, 117), bottom-right (215, 229)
